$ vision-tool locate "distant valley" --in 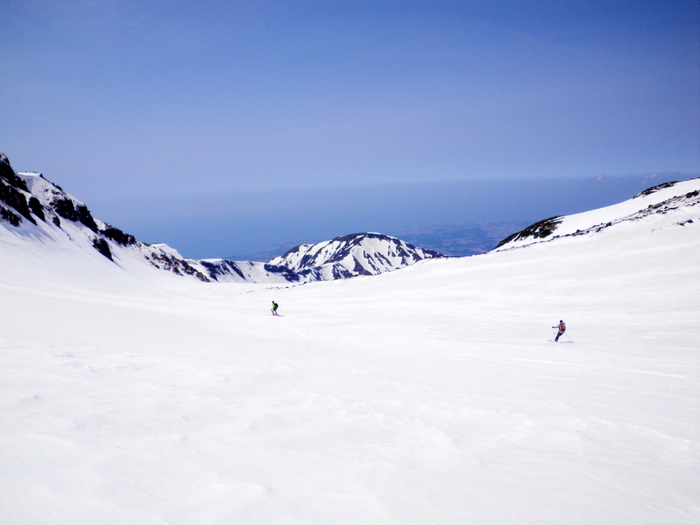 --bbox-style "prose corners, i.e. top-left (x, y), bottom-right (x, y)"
top-left (230, 222), bottom-right (530, 261)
